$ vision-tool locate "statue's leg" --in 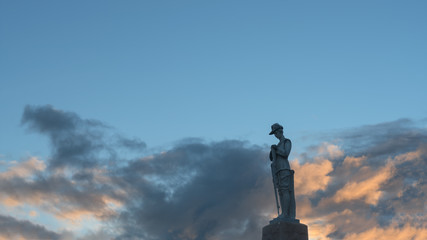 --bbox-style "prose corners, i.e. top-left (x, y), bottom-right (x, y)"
top-left (278, 171), bottom-right (291, 217)
top-left (289, 190), bottom-right (296, 218)
top-left (279, 188), bottom-right (290, 217)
